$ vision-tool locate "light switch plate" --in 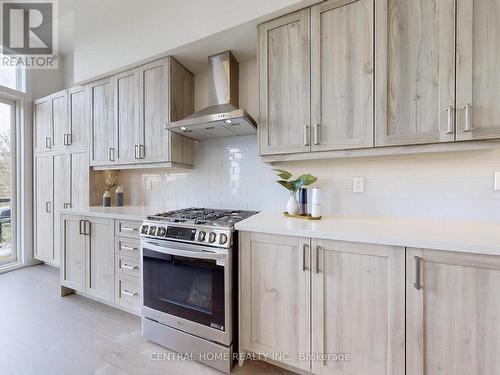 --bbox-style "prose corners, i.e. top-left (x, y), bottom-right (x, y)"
top-left (495, 172), bottom-right (500, 191)
top-left (353, 176), bottom-right (364, 193)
